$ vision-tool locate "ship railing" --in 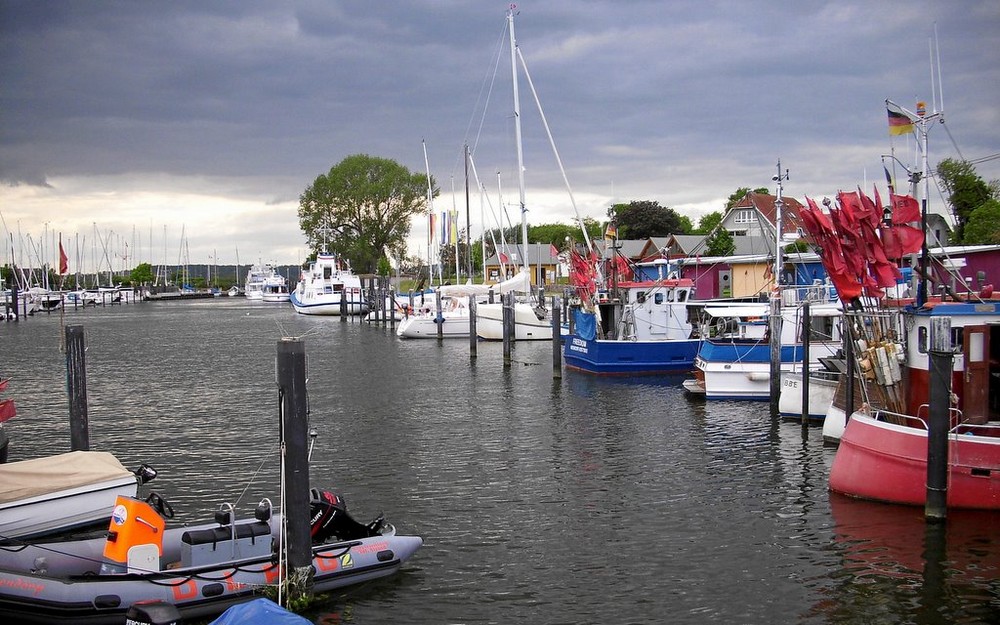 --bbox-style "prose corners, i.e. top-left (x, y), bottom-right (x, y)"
top-left (891, 404), bottom-right (1000, 437)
